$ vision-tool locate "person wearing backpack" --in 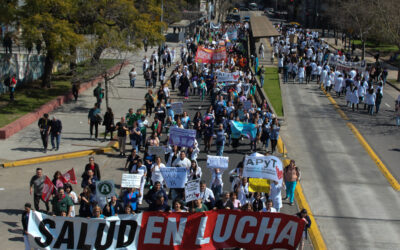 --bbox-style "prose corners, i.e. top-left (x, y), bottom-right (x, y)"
top-left (93, 83), bottom-right (104, 108)
top-left (88, 103), bottom-right (101, 140)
